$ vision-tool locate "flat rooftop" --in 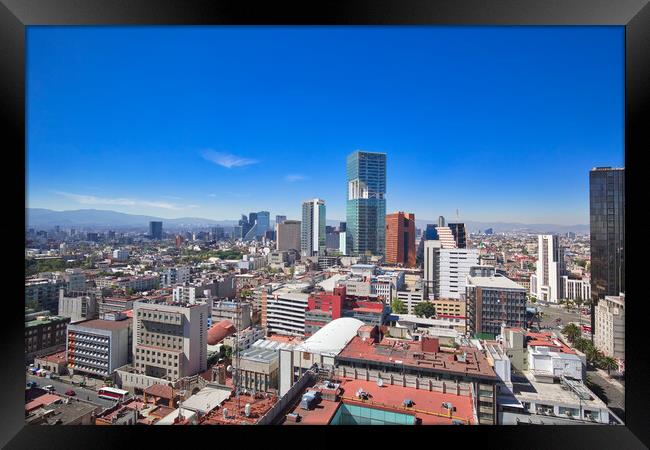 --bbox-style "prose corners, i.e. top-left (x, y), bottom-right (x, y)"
top-left (467, 276), bottom-right (526, 290)
top-left (69, 318), bottom-right (132, 331)
top-left (512, 371), bottom-right (608, 409)
top-left (282, 377), bottom-right (475, 425)
top-left (200, 392), bottom-right (278, 425)
top-left (337, 337), bottom-right (498, 381)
